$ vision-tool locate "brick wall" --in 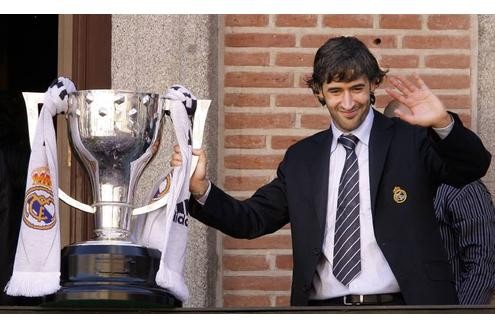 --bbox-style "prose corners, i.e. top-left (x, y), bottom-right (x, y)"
top-left (220, 14), bottom-right (474, 307)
